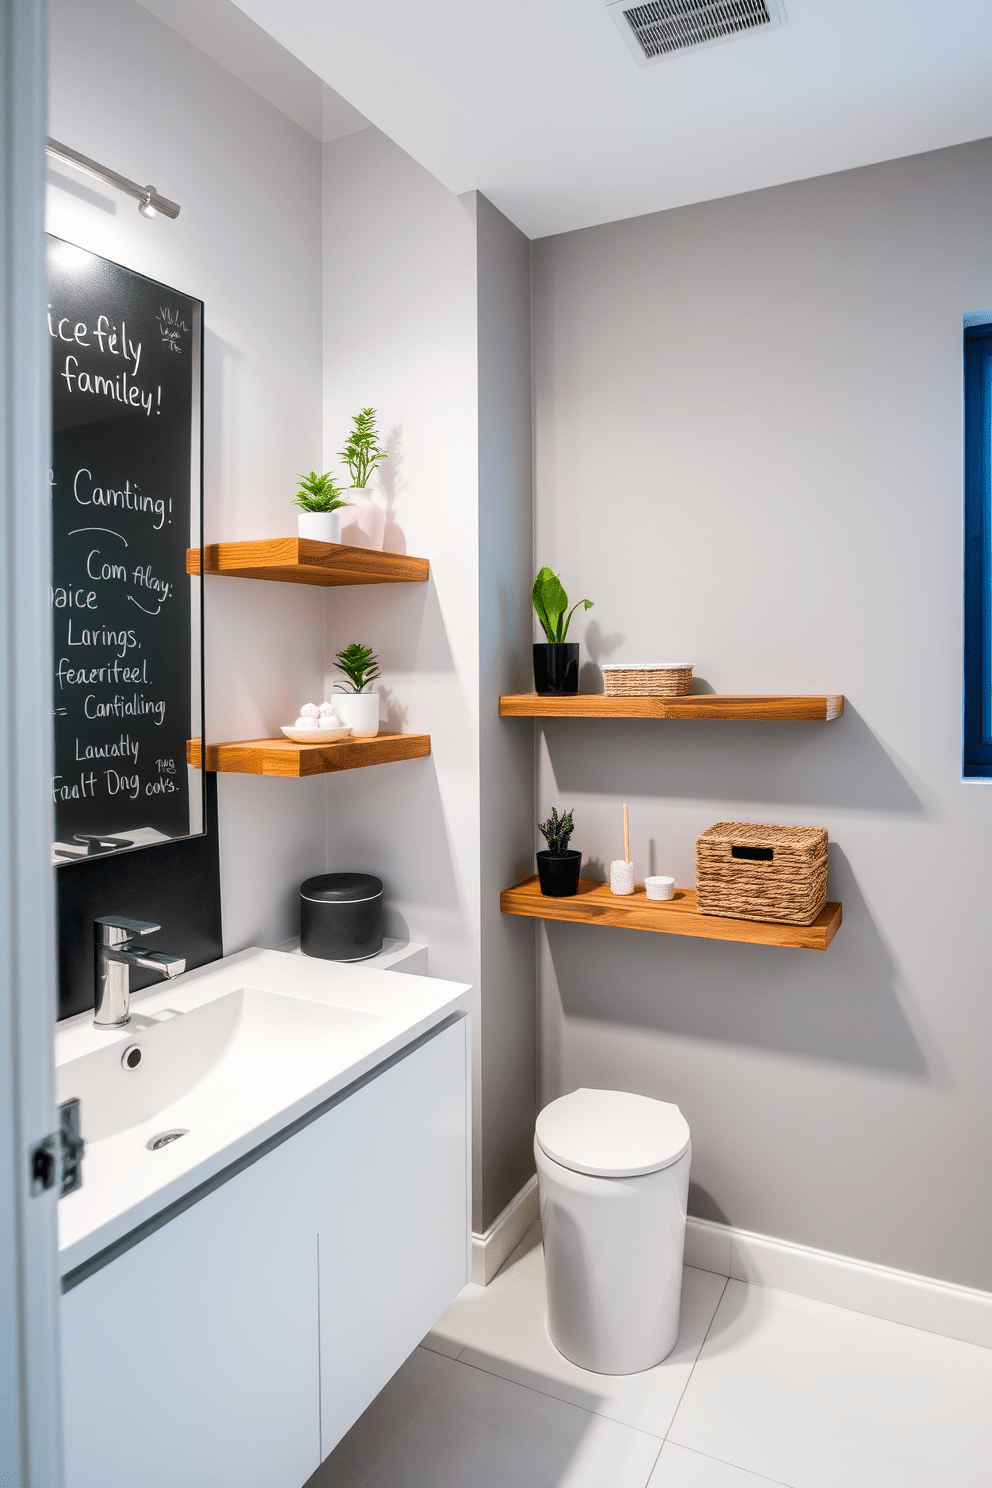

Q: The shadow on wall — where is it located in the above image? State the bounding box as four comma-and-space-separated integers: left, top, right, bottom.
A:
688, 1182, 731, 1225
543, 846, 928, 1079
378, 422, 407, 555
334, 575, 454, 680
325, 754, 465, 943
578, 619, 624, 694
47, 167, 117, 215
541, 702, 928, 815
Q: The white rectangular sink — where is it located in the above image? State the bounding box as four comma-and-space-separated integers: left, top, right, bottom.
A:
57, 988, 381, 1143
55, 948, 472, 1276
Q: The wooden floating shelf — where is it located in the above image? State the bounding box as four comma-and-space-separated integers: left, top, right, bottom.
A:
500, 876, 841, 951
186, 538, 429, 588
187, 733, 430, 778
499, 694, 844, 721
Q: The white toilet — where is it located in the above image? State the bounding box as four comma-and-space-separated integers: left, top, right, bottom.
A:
534, 1088, 691, 1376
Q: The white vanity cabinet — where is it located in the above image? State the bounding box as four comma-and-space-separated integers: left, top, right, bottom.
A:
310, 1014, 471, 1452
60, 1015, 469, 1488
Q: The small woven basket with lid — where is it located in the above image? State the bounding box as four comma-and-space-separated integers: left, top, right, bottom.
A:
695, 822, 828, 926
601, 663, 693, 698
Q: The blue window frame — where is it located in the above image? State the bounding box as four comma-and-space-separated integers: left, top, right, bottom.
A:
964, 322, 992, 777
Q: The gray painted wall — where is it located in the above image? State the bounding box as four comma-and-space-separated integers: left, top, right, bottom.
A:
531, 138, 992, 1290
477, 194, 537, 1229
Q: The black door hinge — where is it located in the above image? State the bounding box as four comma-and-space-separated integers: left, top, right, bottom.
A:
29, 1098, 84, 1197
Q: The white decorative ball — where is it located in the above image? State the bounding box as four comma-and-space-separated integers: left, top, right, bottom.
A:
299, 702, 319, 719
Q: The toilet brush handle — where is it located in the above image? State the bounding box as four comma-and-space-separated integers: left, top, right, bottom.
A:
623, 802, 630, 864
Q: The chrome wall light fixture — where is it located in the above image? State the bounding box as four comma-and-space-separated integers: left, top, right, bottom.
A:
45, 137, 180, 220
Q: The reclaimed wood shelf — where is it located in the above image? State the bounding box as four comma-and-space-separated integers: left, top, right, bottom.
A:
186, 538, 429, 587
499, 694, 844, 721
500, 876, 841, 951
187, 733, 430, 778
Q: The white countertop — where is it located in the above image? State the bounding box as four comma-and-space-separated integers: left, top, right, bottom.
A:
55, 947, 470, 1278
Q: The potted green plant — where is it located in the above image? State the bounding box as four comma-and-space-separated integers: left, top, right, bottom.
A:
332, 642, 381, 737
339, 407, 389, 550
536, 807, 582, 896
294, 470, 348, 544
532, 567, 593, 695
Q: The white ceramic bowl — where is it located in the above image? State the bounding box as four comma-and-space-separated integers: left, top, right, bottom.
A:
280, 725, 352, 744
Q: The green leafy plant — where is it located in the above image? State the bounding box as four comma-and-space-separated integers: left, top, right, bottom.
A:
293, 470, 347, 513
333, 642, 380, 694
532, 567, 593, 644
538, 806, 575, 857
339, 407, 389, 489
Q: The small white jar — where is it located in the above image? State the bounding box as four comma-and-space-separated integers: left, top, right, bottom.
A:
334, 692, 379, 738
645, 876, 676, 901
297, 509, 340, 543
610, 859, 635, 896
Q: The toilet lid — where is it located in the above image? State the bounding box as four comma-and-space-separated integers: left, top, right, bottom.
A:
535, 1088, 690, 1178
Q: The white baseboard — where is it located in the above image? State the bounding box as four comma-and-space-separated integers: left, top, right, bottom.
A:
685, 1216, 992, 1350
471, 1175, 540, 1287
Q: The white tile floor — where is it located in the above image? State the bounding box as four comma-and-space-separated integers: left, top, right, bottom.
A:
309, 1224, 992, 1488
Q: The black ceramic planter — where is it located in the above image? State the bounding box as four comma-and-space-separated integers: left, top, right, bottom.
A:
533, 643, 579, 695
536, 850, 582, 897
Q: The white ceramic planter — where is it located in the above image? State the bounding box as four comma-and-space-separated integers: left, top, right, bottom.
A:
339, 488, 385, 551
334, 691, 379, 738
297, 509, 340, 543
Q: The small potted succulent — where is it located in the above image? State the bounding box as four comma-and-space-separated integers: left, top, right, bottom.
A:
294, 470, 348, 543
339, 407, 389, 550
536, 806, 582, 897
532, 567, 593, 695
332, 642, 381, 737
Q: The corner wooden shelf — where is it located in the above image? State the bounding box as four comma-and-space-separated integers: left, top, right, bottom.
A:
186, 538, 429, 588
187, 733, 430, 778
500, 876, 841, 951
499, 694, 844, 721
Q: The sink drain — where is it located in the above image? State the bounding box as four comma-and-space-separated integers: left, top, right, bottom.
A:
147, 1129, 189, 1151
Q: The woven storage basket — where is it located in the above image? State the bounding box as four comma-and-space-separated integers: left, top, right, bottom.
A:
695, 822, 828, 926
601, 663, 693, 698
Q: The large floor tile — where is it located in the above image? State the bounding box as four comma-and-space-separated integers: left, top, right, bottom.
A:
649, 1442, 791, 1487
461, 1252, 727, 1436
309, 1346, 459, 1487
364, 1357, 663, 1488
669, 1279, 992, 1488
424, 1220, 543, 1359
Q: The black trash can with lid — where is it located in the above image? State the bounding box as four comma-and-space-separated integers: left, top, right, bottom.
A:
300, 872, 384, 961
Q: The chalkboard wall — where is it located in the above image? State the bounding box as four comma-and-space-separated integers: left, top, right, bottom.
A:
47, 236, 204, 862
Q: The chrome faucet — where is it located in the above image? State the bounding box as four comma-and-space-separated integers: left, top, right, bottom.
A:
93, 915, 186, 1028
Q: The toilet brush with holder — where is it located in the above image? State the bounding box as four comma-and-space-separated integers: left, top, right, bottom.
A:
610, 803, 635, 895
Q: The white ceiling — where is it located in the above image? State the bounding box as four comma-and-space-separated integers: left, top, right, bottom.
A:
148, 0, 992, 239
228, 0, 992, 238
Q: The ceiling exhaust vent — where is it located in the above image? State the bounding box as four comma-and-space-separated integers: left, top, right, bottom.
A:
607, 0, 787, 66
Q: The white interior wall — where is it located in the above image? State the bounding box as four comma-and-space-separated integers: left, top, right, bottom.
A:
321, 132, 538, 1232
320, 126, 485, 1220
47, 0, 327, 953
531, 137, 992, 1291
